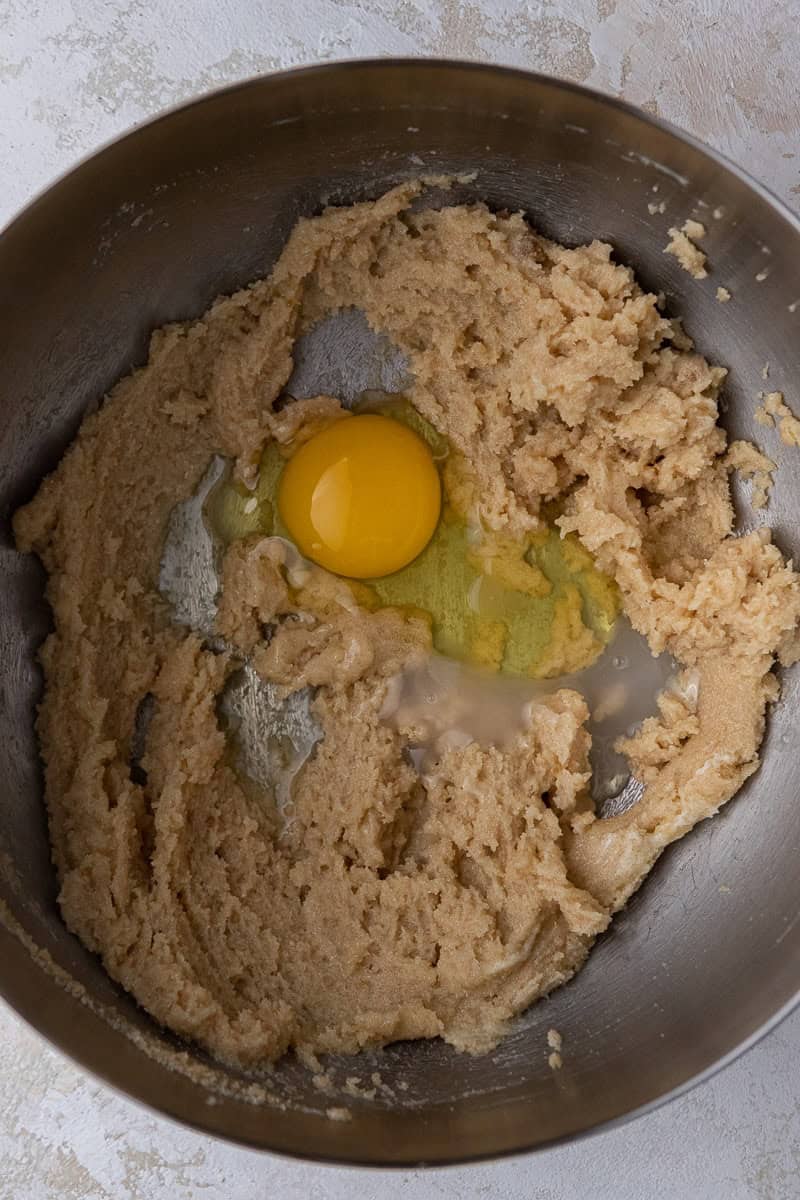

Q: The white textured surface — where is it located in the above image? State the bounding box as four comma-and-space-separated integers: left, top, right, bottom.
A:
2, 2, 800, 1196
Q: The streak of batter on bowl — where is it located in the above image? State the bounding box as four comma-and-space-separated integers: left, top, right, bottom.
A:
13, 179, 800, 1077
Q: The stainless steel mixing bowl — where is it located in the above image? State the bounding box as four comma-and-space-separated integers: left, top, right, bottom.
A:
1, 60, 799, 1166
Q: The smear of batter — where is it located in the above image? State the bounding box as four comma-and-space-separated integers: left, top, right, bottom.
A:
14, 182, 800, 1065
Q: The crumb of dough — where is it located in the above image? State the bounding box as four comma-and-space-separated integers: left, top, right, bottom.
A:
648, 200, 667, 215
312, 1072, 334, 1095
344, 1076, 377, 1100
755, 391, 800, 443
790, 301, 799, 313
716, 286, 731, 303
726, 440, 776, 509
296, 1046, 324, 1072
13, 181, 800, 1069
712, 206, 725, 220
780, 416, 800, 447
682, 218, 706, 240
545, 1026, 564, 1070
761, 362, 770, 380
760, 391, 800, 447
325, 1107, 352, 1122
755, 269, 769, 283
665, 225, 708, 278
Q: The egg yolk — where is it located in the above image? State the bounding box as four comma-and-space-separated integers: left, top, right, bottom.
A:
277, 414, 441, 578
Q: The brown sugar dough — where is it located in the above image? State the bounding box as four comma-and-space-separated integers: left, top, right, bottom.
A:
14, 182, 800, 1065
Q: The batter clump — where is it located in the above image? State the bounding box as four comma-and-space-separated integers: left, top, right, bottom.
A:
14, 182, 800, 1065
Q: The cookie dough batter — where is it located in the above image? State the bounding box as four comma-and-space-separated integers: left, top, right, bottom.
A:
15, 182, 800, 1065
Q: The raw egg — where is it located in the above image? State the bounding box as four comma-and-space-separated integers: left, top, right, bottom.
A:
206, 400, 620, 677
277, 414, 441, 578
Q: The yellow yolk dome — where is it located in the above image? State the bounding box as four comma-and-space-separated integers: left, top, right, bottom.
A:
277, 413, 442, 578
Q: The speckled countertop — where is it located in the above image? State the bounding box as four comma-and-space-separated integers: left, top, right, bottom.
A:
2, 3, 800, 1197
